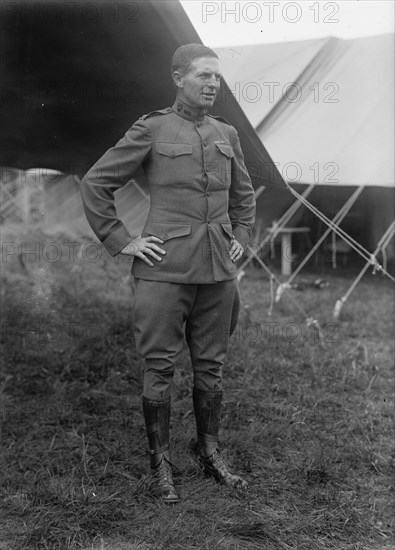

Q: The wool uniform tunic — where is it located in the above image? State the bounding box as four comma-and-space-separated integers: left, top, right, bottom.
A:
80, 101, 256, 283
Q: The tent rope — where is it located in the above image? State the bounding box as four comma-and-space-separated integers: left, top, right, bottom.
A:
246, 244, 317, 320
382, 249, 388, 273
238, 184, 315, 273
254, 185, 266, 200
333, 221, 395, 319
285, 183, 395, 282
246, 244, 325, 343
279, 187, 364, 289
246, 248, 305, 316
286, 184, 369, 257
376, 224, 395, 274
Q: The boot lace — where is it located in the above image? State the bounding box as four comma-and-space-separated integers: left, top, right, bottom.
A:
202, 450, 248, 488
153, 457, 174, 487
205, 450, 231, 476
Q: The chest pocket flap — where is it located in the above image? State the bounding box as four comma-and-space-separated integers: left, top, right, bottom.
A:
215, 143, 234, 159
156, 142, 193, 158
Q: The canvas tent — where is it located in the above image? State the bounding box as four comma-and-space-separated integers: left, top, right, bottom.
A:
0, 0, 286, 240
215, 34, 395, 263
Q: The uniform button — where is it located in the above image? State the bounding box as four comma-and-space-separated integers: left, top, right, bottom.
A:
206, 192, 210, 197
197, 122, 202, 127
203, 142, 208, 147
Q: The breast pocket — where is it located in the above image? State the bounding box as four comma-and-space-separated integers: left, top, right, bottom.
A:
156, 142, 193, 158
215, 142, 234, 186
154, 142, 193, 184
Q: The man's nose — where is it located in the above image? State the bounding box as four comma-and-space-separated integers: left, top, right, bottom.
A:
207, 79, 220, 90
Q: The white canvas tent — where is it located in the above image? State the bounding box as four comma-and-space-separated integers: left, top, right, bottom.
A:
216, 34, 395, 265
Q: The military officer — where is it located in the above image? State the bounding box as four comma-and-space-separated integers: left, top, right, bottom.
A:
80, 44, 256, 503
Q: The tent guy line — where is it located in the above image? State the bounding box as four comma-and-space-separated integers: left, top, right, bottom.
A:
333, 221, 395, 319
238, 184, 315, 273
285, 184, 395, 283
276, 186, 364, 289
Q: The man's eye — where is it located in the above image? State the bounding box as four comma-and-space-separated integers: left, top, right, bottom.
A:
198, 74, 221, 81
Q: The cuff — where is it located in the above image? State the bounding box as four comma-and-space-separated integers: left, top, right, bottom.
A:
231, 226, 251, 248
101, 225, 133, 256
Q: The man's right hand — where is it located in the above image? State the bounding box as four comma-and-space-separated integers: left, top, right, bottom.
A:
120, 236, 166, 267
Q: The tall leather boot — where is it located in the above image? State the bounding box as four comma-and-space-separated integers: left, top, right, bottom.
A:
142, 396, 179, 503
192, 387, 248, 490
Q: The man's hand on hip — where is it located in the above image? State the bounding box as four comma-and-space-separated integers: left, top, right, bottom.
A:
120, 236, 166, 267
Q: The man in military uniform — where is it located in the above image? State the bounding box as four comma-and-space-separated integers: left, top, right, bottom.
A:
80, 44, 256, 503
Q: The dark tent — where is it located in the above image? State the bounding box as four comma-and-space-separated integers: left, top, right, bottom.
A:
1, 0, 286, 239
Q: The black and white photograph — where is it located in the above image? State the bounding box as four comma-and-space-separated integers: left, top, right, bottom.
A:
1, 1, 394, 548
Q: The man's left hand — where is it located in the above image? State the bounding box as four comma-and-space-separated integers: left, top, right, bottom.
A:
229, 237, 244, 262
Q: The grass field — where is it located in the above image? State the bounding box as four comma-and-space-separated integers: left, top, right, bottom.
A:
1, 231, 394, 550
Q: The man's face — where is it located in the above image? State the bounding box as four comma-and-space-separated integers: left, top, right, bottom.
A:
175, 56, 221, 109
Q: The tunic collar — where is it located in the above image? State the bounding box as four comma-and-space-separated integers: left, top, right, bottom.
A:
171, 99, 208, 122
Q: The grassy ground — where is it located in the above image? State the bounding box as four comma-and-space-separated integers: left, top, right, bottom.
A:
1, 231, 394, 550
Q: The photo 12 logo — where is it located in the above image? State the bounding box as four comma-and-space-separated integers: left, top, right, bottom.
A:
221, 80, 340, 105
201, 2, 340, 24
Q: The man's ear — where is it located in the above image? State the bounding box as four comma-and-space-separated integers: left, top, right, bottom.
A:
172, 71, 183, 89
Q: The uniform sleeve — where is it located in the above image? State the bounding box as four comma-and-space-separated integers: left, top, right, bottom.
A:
80, 120, 151, 256
228, 127, 256, 247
